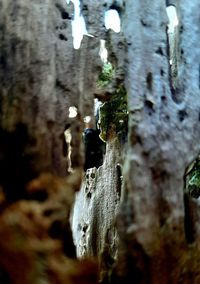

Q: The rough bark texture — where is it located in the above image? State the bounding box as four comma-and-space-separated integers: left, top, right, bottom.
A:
0, 0, 103, 200
114, 0, 200, 283
73, 0, 200, 283
72, 137, 122, 282
71, 1, 128, 282
0, 0, 100, 283
1, 0, 200, 283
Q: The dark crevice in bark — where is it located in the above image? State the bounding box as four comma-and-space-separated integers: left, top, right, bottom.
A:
109, 4, 122, 15
55, 3, 72, 20
183, 193, 195, 244
177, 109, 188, 122
146, 72, 153, 92
0, 124, 37, 202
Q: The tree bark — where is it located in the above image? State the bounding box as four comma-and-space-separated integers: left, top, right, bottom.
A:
0, 0, 100, 283
114, 0, 200, 283
1, 0, 200, 283
71, 0, 200, 283
0, 0, 102, 201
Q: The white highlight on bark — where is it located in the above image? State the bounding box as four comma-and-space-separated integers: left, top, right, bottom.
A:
66, 2, 120, 49
66, 0, 93, 49
99, 40, 108, 63
166, 5, 179, 33
94, 98, 102, 115
84, 116, 92, 124
94, 98, 102, 130
68, 106, 78, 118
64, 129, 73, 173
104, 9, 121, 33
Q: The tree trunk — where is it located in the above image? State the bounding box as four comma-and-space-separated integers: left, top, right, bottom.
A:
0, 0, 100, 283
72, 0, 200, 283
1, 0, 200, 283
0, 0, 102, 201
115, 0, 200, 283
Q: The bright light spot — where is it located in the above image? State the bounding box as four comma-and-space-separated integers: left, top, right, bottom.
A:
66, 0, 94, 49
166, 6, 179, 33
99, 40, 108, 63
94, 99, 102, 115
64, 129, 73, 173
104, 9, 121, 33
84, 116, 92, 123
69, 106, 78, 118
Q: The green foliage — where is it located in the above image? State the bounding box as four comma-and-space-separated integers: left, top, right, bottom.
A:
97, 62, 115, 88
98, 85, 128, 142
96, 61, 128, 142
186, 158, 200, 198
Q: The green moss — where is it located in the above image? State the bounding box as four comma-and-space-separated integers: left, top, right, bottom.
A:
96, 61, 128, 142
98, 85, 128, 142
97, 62, 115, 88
186, 158, 200, 198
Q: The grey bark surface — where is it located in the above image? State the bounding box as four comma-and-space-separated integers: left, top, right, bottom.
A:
0, 0, 100, 283
0, 0, 103, 200
71, 0, 200, 282
114, 0, 200, 283
71, 1, 127, 282
72, 138, 122, 280
1, 0, 200, 283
